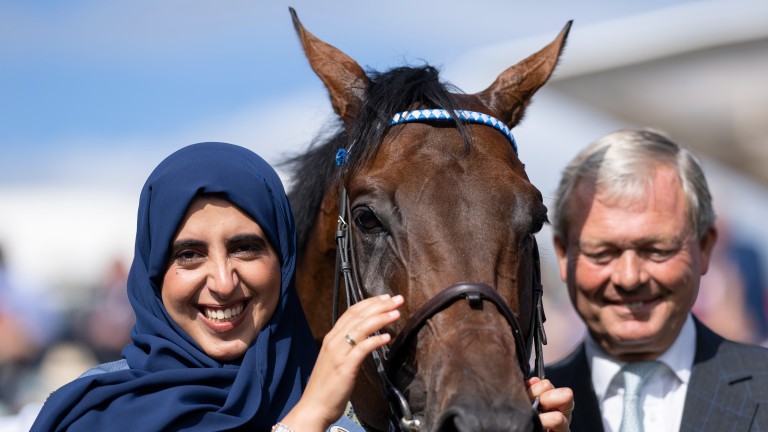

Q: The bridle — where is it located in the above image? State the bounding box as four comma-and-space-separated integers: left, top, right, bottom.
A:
331, 109, 548, 432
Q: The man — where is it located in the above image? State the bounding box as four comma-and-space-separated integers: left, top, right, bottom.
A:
546, 129, 768, 431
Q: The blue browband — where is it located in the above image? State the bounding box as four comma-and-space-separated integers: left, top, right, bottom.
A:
335, 109, 517, 166
391, 109, 517, 153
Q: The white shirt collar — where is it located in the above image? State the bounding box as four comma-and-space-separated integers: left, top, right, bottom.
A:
586, 314, 696, 402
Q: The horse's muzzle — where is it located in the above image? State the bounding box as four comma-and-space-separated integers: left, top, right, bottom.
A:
432, 398, 542, 432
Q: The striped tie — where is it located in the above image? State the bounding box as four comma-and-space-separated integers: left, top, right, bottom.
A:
619, 361, 661, 432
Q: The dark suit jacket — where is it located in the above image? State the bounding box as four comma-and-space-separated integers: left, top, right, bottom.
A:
546, 318, 768, 431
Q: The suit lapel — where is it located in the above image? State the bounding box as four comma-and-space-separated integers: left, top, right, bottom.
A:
680, 319, 757, 431
546, 343, 605, 432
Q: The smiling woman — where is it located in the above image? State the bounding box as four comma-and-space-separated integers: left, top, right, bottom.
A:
161, 196, 283, 362
29, 142, 403, 432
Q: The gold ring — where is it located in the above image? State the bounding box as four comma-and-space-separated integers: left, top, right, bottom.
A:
344, 334, 357, 347
561, 404, 574, 418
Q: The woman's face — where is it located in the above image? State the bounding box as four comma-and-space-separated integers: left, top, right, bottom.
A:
162, 196, 281, 361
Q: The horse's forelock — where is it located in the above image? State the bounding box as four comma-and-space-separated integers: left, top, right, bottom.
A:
285, 65, 470, 250
348, 65, 469, 169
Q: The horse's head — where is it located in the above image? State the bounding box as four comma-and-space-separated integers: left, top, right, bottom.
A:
287, 8, 570, 431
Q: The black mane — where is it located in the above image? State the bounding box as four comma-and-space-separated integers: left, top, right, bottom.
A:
282, 65, 469, 251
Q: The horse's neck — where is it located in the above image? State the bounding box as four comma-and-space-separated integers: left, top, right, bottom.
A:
296, 245, 335, 344
296, 184, 343, 342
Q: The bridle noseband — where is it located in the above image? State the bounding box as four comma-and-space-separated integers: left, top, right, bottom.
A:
386, 282, 535, 381
332, 109, 548, 432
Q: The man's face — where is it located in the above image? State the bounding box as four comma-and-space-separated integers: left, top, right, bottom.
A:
554, 165, 717, 361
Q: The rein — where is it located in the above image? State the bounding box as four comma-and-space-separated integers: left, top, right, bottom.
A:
332, 109, 547, 432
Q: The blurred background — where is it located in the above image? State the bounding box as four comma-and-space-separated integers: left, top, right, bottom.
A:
2, 0, 767, 429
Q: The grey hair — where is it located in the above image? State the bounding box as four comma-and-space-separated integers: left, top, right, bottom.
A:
552, 128, 715, 242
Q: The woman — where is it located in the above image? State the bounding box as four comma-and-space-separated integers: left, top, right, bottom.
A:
32, 142, 402, 431
32, 142, 571, 431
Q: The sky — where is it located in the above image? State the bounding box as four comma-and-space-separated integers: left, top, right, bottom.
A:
0, 0, 715, 291
1, 0, 708, 185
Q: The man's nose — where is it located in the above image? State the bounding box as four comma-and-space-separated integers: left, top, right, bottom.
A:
611, 250, 648, 291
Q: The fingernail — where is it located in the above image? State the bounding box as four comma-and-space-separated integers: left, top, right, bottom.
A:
388, 310, 400, 318
392, 295, 404, 303
379, 294, 391, 300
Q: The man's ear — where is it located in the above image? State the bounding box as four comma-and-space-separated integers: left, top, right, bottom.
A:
698, 226, 718, 275
553, 235, 569, 282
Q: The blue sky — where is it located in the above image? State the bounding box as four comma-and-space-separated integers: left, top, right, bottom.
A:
1, 0, 705, 187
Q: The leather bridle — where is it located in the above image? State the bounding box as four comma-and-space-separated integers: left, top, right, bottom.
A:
331, 109, 548, 432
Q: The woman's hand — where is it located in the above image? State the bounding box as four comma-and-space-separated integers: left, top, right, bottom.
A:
280, 294, 404, 431
527, 377, 574, 432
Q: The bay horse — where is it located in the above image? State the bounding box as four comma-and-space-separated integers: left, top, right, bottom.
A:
285, 8, 570, 432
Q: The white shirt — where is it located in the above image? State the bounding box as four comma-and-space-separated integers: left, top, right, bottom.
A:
586, 314, 696, 432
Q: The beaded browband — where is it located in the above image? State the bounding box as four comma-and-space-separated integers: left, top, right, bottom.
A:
391, 109, 517, 154
336, 109, 517, 166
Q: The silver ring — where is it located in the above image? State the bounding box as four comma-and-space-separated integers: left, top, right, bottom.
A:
344, 334, 357, 347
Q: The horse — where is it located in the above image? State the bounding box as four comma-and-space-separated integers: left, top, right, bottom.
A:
284, 8, 570, 432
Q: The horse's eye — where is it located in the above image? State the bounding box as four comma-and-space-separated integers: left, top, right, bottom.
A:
531, 215, 547, 235
527, 200, 548, 236
353, 207, 383, 233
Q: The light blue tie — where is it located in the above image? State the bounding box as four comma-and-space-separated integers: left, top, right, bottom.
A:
619, 361, 661, 432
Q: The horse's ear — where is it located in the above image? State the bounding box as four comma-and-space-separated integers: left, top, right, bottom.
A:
476, 21, 572, 127
290, 7, 370, 124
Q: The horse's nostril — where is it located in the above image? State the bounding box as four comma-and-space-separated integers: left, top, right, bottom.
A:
434, 406, 474, 432
433, 402, 538, 432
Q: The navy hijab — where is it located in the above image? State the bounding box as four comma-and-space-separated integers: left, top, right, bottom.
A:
32, 143, 318, 431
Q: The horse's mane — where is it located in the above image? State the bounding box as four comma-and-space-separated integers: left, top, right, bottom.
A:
282, 65, 469, 251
